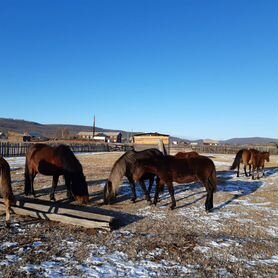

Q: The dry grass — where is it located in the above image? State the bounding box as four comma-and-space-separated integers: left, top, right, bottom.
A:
0, 152, 277, 277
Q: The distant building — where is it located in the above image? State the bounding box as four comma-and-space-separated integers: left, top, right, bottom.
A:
22, 132, 49, 142
133, 132, 170, 152
77, 131, 122, 143
202, 139, 219, 146
133, 132, 170, 145
0, 131, 7, 140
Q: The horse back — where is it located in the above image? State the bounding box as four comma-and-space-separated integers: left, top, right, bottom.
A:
26, 144, 64, 175
175, 151, 199, 159
168, 155, 215, 181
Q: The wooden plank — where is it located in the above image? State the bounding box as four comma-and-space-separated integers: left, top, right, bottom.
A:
0, 203, 110, 230
11, 197, 114, 223
0, 197, 114, 223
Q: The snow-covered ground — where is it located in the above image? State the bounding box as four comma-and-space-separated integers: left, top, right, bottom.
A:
1, 153, 278, 277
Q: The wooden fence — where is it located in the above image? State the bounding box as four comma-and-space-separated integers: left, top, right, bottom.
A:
0, 142, 133, 157
1, 142, 277, 157
171, 144, 278, 155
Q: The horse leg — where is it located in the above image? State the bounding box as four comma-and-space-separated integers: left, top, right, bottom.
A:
153, 179, 161, 206
262, 164, 265, 177
257, 166, 260, 179
30, 173, 36, 197
205, 187, 214, 212
167, 182, 176, 210
50, 175, 59, 201
237, 164, 240, 177
65, 175, 74, 200
243, 164, 248, 177
4, 199, 11, 228
147, 176, 154, 195
251, 165, 256, 180
248, 164, 252, 177
128, 179, 137, 203
139, 180, 152, 204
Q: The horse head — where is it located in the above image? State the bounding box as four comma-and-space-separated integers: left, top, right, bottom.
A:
264, 152, 270, 162
71, 173, 89, 204
103, 180, 115, 204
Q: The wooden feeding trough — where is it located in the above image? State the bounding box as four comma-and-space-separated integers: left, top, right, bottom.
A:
0, 196, 115, 230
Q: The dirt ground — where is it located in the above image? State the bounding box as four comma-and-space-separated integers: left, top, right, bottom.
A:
0, 151, 278, 277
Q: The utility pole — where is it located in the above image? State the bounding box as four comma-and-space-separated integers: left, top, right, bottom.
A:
93, 114, 96, 139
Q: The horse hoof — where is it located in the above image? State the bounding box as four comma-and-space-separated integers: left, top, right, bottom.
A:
130, 199, 136, 203
5, 221, 11, 228
170, 205, 176, 210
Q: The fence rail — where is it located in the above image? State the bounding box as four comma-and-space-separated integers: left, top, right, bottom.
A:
181, 144, 278, 155
0, 142, 133, 157
1, 142, 277, 157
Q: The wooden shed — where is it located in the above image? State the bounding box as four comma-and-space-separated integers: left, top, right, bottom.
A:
133, 132, 170, 153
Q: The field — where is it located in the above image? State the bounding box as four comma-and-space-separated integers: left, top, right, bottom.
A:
1, 151, 278, 277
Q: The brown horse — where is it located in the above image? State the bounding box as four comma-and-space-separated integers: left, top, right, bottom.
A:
103, 148, 164, 204
133, 155, 217, 211
249, 151, 270, 179
24, 144, 89, 204
157, 151, 200, 193
230, 149, 255, 177
0, 157, 15, 227
175, 151, 199, 159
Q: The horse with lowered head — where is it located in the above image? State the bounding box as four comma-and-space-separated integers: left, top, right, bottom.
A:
103, 148, 164, 204
133, 155, 217, 211
0, 156, 15, 227
230, 149, 269, 178
24, 143, 89, 204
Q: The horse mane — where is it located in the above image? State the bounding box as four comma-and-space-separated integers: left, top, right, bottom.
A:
108, 151, 132, 195
55, 145, 83, 173
108, 148, 164, 194
0, 157, 14, 201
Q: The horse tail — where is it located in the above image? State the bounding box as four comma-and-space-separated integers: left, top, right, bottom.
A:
230, 150, 243, 170
208, 166, 217, 193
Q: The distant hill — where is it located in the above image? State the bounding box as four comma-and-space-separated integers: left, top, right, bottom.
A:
0, 118, 276, 144
221, 137, 277, 145
0, 118, 136, 139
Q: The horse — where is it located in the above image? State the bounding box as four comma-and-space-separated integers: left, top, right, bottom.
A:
249, 151, 270, 179
103, 148, 164, 204
133, 155, 217, 211
0, 156, 15, 227
157, 151, 200, 193
24, 143, 89, 204
230, 149, 259, 177
175, 151, 199, 159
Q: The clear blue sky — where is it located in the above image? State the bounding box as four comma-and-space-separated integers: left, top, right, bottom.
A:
0, 0, 277, 140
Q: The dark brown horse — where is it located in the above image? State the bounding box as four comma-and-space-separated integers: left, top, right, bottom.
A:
133, 155, 217, 211
157, 151, 200, 193
249, 151, 270, 179
175, 151, 199, 159
0, 156, 15, 227
24, 144, 89, 204
103, 148, 164, 204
